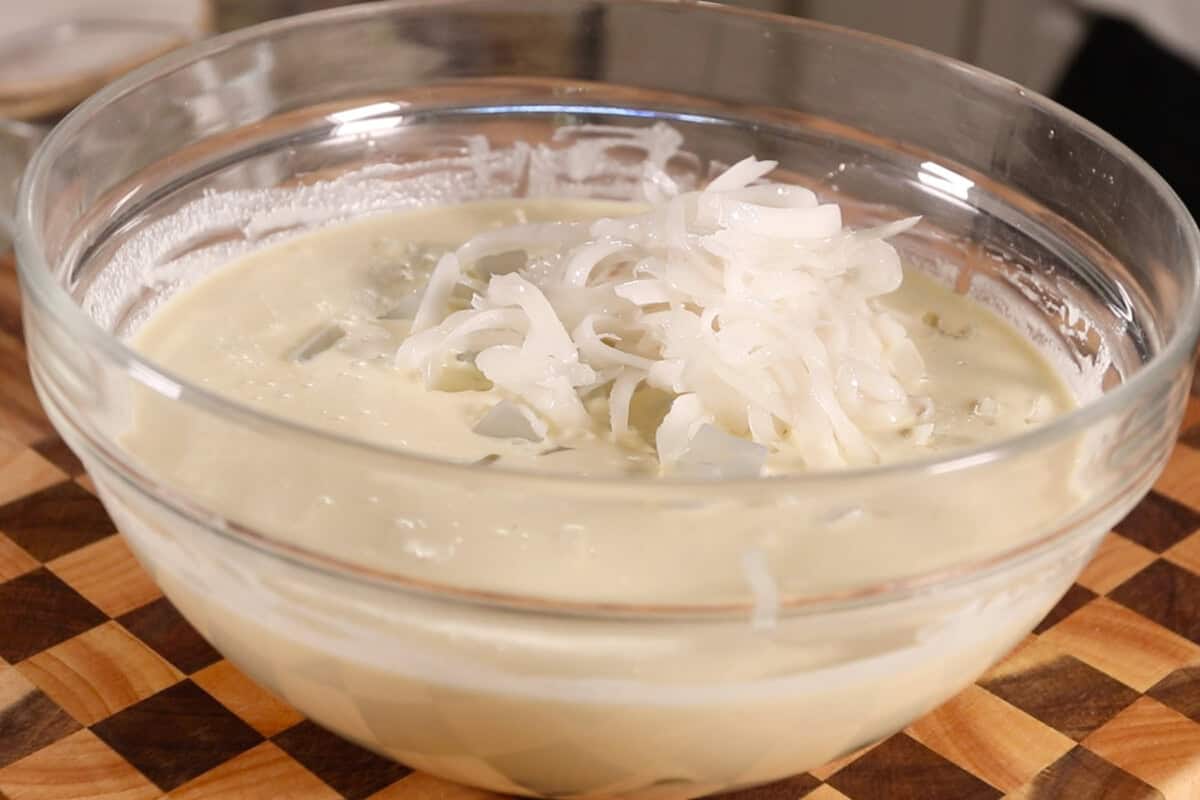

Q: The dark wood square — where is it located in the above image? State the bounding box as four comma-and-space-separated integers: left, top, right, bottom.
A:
118, 597, 221, 674
826, 733, 1001, 800
979, 654, 1140, 741
1033, 583, 1098, 634
1147, 664, 1200, 723
91, 680, 262, 792
715, 773, 823, 799
1109, 559, 1200, 644
0, 682, 81, 770
0, 568, 106, 663
0, 269, 20, 342
1114, 491, 1200, 553
273, 720, 411, 800
0, 481, 115, 562
1021, 746, 1163, 799
30, 435, 86, 478
1178, 423, 1200, 450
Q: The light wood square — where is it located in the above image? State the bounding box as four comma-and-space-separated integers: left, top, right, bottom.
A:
48, 534, 161, 618
1085, 696, 1200, 800
18, 621, 182, 726
0, 664, 36, 707
0, 729, 159, 800
167, 742, 340, 800
907, 684, 1074, 793
1155, 443, 1200, 510
1166, 531, 1200, 576
1077, 533, 1157, 595
804, 788, 853, 800
0, 435, 64, 508
0, 532, 37, 582
192, 660, 303, 737
1039, 597, 1200, 691
980, 635, 1054, 682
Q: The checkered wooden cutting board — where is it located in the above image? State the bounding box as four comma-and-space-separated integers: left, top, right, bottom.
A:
5, 311, 1200, 798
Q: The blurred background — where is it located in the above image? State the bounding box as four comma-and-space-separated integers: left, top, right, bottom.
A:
739, 0, 1200, 217
0, 0, 1196, 220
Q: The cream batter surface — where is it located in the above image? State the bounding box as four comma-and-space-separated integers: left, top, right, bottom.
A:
130, 198, 1074, 477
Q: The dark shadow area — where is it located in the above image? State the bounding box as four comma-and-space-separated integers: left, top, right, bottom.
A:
1054, 15, 1200, 220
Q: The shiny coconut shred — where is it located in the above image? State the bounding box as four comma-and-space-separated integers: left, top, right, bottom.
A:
395, 157, 925, 475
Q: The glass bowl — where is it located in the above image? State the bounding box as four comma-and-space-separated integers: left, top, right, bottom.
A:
15, 1, 1200, 797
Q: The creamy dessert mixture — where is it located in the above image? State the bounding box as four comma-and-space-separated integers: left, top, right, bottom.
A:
110, 154, 1088, 798
131, 158, 1073, 477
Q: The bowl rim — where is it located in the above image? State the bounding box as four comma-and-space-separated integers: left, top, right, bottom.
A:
14, 0, 1200, 615
17, 0, 1200, 490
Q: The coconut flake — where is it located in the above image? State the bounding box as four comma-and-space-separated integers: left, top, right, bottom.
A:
396, 308, 526, 372
562, 240, 633, 287
474, 400, 547, 442
642, 163, 681, 205
474, 345, 592, 429
394, 153, 926, 470
614, 279, 672, 306
646, 359, 687, 394
705, 156, 778, 193
409, 253, 461, 335
485, 274, 577, 362
715, 201, 842, 240
455, 222, 585, 267
473, 250, 526, 278
656, 393, 713, 465
608, 369, 644, 437
747, 406, 781, 447
573, 314, 656, 371
676, 424, 768, 478
288, 323, 346, 362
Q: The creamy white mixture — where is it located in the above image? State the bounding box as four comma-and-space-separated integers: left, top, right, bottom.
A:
112, 197, 1089, 798
130, 198, 1073, 477
122, 196, 1085, 608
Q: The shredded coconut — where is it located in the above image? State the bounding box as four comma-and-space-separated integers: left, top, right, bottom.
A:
395, 157, 925, 473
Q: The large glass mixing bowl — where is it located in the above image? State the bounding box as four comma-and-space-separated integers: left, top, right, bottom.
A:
15, 1, 1200, 797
